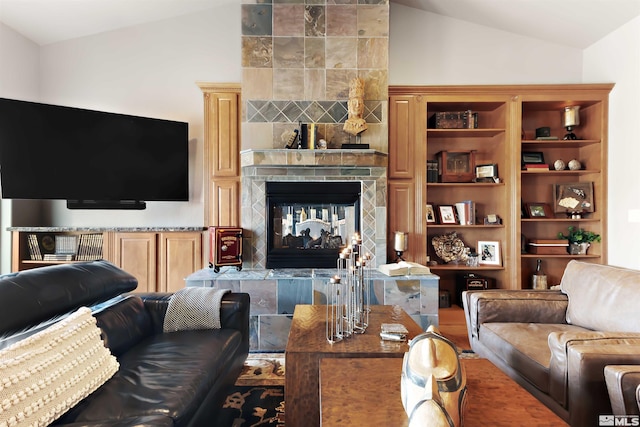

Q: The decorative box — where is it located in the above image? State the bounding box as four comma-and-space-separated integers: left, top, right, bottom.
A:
429, 111, 478, 129
528, 239, 569, 255
209, 226, 243, 272
456, 273, 494, 307
437, 151, 476, 183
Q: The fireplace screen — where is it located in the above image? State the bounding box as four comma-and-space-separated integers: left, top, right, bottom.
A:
266, 181, 361, 268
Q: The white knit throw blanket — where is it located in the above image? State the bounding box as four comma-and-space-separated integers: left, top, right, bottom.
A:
163, 288, 231, 333
0, 307, 119, 427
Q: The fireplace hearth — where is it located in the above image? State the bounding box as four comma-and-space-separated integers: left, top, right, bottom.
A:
266, 181, 361, 268
241, 149, 388, 269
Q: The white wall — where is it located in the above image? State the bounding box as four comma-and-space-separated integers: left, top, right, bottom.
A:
389, 4, 583, 85
583, 15, 640, 269
0, 22, 44, 273
37, 4, 240, 227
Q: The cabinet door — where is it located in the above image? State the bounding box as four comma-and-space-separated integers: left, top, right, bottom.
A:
158, 232, 203, 293
198, 83, 241, 227
112, 232, 157, 293
211, 179, 240, 227
388, 96, 415, 179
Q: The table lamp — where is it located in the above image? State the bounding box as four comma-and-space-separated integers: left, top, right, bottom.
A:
562, 106, 580, 140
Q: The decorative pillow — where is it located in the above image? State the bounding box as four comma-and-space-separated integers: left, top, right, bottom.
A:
0, 307, 119, 427
163, 288, 230, 332
561, 260, 640, 332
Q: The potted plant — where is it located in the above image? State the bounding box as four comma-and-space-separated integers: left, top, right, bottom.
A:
557, 226, 601, 255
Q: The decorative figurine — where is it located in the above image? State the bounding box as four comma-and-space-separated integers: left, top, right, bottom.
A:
568, 159, 582, 170
553, 159, 566, 171
401, 325, 467, 427
343, 77, 368, 136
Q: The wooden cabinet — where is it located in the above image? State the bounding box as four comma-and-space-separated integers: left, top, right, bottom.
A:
388, 84, 612, 296
388, 95, 426, 264
111, 231, 203, 293
10, 230, 107, 272
158, 232, 202, 293
10, 228, 203, 293
197, 83, 241, 228
111, 232, 157, 293
519, 87, 610, 287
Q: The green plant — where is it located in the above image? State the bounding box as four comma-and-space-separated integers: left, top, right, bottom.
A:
557, 226, 601, 244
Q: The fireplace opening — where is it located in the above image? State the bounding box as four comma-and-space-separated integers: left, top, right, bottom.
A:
266, 181, 361, 268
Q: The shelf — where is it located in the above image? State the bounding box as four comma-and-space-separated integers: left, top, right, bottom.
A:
427, 182, 505, 187
521, 254, 601, 259
429, 265, 505, 271
22, 260, 97, 265
521, 169, 600, 175
389, 84, 610, 293
427, 128, 505, 138
521, 218, 600, 223
428, 224, 504, 229
521, 139, 600, 147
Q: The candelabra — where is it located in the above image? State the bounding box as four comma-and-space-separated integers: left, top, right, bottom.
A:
327, 233, 371, 344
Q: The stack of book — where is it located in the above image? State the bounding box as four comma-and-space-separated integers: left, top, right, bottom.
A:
76, 234, 104, 261
26, 233, 104, 262
27, 234, 43, 260
524, 163, 550, 171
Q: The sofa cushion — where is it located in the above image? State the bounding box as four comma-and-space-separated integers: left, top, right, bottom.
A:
94, 296, 153, 357
561, 260, 640, 332
481, 322, 586, 393
55, 328, 243, 426
0, 307, 119, 427
0, 261, 137, 337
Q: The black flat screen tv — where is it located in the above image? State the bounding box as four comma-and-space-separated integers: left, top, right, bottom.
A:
0, 98, 189, 209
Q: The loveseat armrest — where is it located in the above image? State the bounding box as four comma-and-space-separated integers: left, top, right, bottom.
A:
546, 332, 640, 426
462, 290, 568, 342
605, 365, 640, 416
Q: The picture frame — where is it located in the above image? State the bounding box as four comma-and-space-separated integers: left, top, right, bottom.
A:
426, 204, 437, 223
475, 163, 498, 182
521, 151, 545, 165
438, 205, 458, 224
553, 182, 595, 213
478, 240, 501, 266
525, 202, 553, 218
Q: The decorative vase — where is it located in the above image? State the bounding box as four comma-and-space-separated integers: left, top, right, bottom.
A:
569, 242, 590, 255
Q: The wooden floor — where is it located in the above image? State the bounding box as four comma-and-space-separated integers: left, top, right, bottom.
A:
438, 305, 471, 350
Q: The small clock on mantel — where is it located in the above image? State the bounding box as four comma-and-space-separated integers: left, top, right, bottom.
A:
436, 151, 476, 183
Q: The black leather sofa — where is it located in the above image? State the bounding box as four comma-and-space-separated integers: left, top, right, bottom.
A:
0, 260, 250, 427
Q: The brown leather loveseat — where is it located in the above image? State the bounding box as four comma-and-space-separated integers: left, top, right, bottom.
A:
462, 260, 640, 427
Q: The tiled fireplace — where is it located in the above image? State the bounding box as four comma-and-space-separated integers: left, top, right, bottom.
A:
187, 148, 440, 351
240, 149, 388, 269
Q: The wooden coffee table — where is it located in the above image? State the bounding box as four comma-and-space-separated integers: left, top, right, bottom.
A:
319, 357, 568, 426
285, 304, 423, 427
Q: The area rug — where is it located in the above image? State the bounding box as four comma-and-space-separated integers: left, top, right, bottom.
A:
217, 385, 285, 427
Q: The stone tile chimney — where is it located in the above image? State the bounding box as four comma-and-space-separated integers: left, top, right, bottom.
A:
240, 1, 389, 151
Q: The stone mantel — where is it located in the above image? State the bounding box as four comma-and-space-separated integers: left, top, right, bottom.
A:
240, 149, 387, 169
